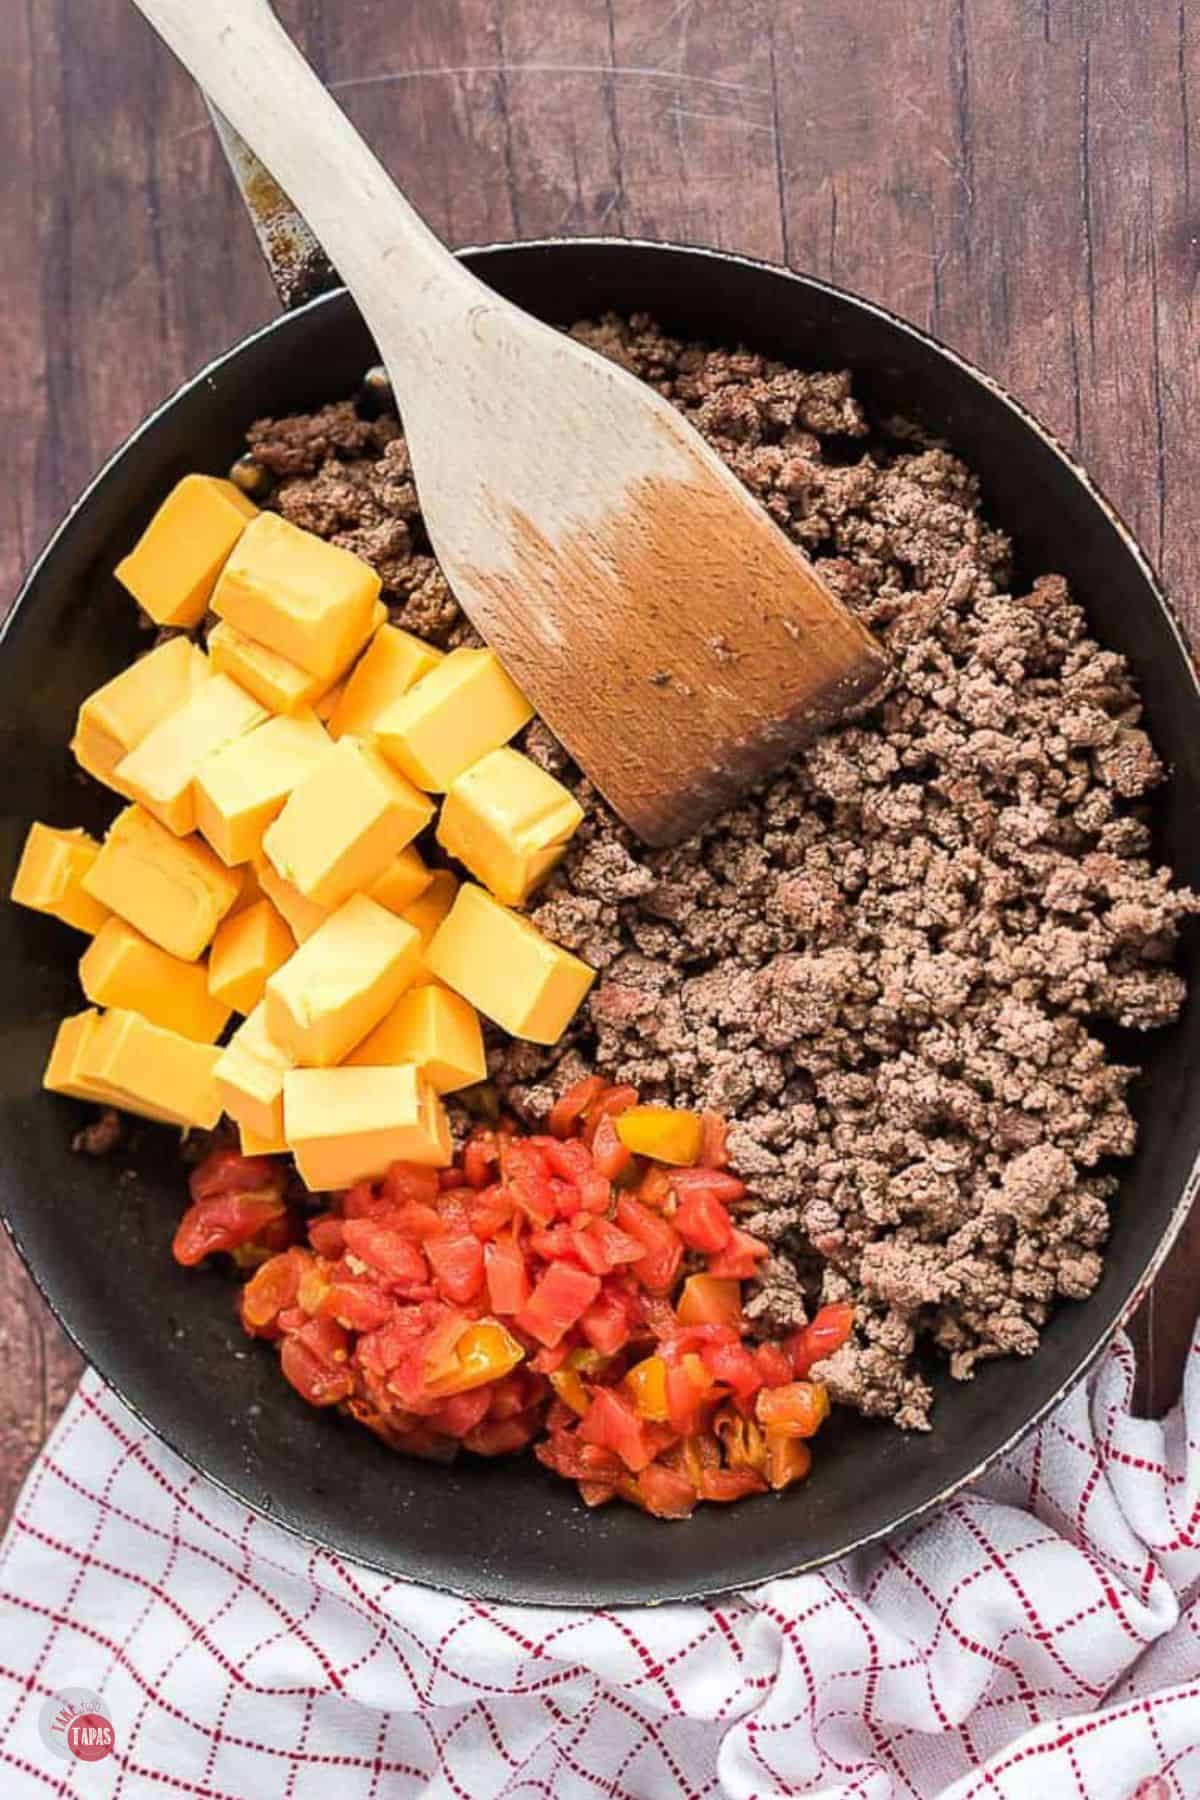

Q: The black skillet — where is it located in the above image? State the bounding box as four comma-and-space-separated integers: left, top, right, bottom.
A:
3, 234, 1199, 1606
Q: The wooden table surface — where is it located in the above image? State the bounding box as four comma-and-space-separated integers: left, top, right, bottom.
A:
2, 0, 1198, 1524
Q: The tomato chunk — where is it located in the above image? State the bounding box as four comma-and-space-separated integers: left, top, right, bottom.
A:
426, 1234, 486, 1304
516, 1262, 601, 1348
579, 1388, 654, 1472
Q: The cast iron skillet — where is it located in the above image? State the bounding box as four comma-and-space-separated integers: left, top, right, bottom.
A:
3, 240, 1199, 1606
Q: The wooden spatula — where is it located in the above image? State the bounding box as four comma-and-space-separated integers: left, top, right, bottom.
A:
131, 0, 886, 846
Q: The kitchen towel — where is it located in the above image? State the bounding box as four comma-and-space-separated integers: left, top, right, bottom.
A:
0, 1323, 1196, 1799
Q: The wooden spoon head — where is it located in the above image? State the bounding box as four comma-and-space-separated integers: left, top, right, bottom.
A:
393, 306, 888, 844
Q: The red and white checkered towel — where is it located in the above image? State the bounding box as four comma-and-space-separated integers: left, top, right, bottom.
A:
0, 1326, 1197, 1799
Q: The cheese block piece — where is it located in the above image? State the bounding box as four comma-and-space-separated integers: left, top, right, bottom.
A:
77, 1007, 223, 1129
80, 919, 231, 1044
346, 985, 486, 1093
437, 747, 584, 906
254, 858, 328, 944
262, 736, 433, 910
71, 637, 212, 792
43, 1008, 181, 1123
115, 673, 269, 837
212, 513, 380, 680
315, 674, 349, 722
215, 1002, 296, 1142
115, 475, 258, 627
284, 1064, 451, 1190
238, 1119, 289, 1157
82, 805, 240, 961
194, 709, 332, 866
10, 823, 111, 935
401, 869, 459, 946
208, 600, 386, 717
427, 883, 594, 1044
366, 846, 432, 916
228, 857, 265, 917
328, 625, 444, 740
207, 897, 296, 1016
265, 892, 422, 1067
376, 648, 534, 792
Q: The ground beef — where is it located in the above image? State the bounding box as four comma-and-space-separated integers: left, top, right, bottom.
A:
244, 314, 1196, 1431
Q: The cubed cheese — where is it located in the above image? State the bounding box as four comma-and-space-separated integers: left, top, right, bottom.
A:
315, 674, 349, 722
254, 857, 328, 943
427, 883, 594, 1044
346, 985, 486, 1093
265, 892, 422, 1066
71, 637, 212, 791
80, 918, 231, 1043
228, 858, 265, 917
212, 513, 380, 679
262, 736, 433, 910
284, 1064, 451, 1190
82, 806, 240, 961
328, 625, 444, 740
214, 1001, 296, 1142
366, 846, 432, 915
375, 648, 533, 791
238, 1119, 289, 1157
43, 1008, 183, 1123
10, 823, 111, 935
401, 869, 459, 946
114, 475, 258, 627
208, 601, 386, 717
77, 1007, 223, 1129
194, 710, 332, 865
115, 673, 268, 837
207, 897, 296, 1015
437, 747, 584, 905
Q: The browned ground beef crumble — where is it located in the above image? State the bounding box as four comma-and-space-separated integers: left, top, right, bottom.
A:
243, 314, 1197, 1430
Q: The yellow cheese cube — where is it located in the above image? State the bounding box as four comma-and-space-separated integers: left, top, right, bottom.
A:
115, 673, 269, 837
328, 625, 445, 740
262, 736, 434, 910
228, 857, 265, 917
44, 1009, 181, 1123
212, 513, 381, 680
214, 1002, 296, 1142
71, 637, 212, 791
77, 1007, 223, 1129
437, 747, 584, 905
115, 475, 258, 628
365, 846, 431, 915
401, 869, 459, 946
284, 1064, 451, 1190
254, 858, 328, 943
11, 823, 111, 935
238, 1119, 289, 1157
346, 985, 486, 1093
194, 710, 332, 866
315, 674, 349, 722
208, 601, 386, 717
427, 883, 594, 1044
207, 898, 296, 1016
265, 892, 422, 1067
79, 919, 232, 1044
375, 648, 534, 791
82, 806, 240, 961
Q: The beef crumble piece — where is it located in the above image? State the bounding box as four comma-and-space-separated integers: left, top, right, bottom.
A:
245, 313, 1196, 1431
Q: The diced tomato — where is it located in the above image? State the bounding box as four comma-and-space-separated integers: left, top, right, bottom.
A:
528, 1224, 580, 1263
548, 1075, 607, 1139
426, 1234, 485, 1304
614, 1196, 683, 1294
426, 1386, 493, 1438
341, 1180, 389, 1219
380, 1161, 441, 1207
307, 1214, 346, 1258
578, 1285, 636, 1356
673, 1191, 733, 1254
529, 1342, 572, 1374
515, 1261, 601, 1348
342, 1220, 429, 1288
699, 1466, 767, 1503
676, 1274, 744, 1330
591, 1114, 633, 1180
484, 1238, 531, 1315
628, 1463, 697, 1519
579, 1387, 653, 1472
701, 1337, 763, 1400
637, 1166, 673, 1210
584, 1084, 639, 1132
462, 1133, 500, 1189
317, 1275, 393, 1332
578, 1480, 616, 1508
754, 1341, 795, 1390
487, 1367, 546, 1418
240, 1247, 308, 1336
173, 1191, 287, 1267
385, 1201, 445, 1243
665, 1357, 714, 1435
668, 1168, 746, 1205
189, 1147, 283, 1204
280, 1336, 353, 1406
569, 1217, 644, 1276
789, 1303, 856, 1376
756, 1381, 830, 1438
698, 1112, 729, 1169
462, 1408, 543, 1455
706, 1228, 770, 1280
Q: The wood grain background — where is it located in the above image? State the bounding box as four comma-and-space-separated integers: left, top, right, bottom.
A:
2, 0, 1197, 1523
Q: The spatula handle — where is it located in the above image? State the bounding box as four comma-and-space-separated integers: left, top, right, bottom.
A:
130, 0, 474, 366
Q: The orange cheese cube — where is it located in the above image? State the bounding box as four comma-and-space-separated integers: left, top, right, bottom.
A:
79, 919, 231, 1043
254, 858, 328, 944
71, 637, 212, 792
75, 1007, 223, 1129
284, 1064, 451, 1190
115, 475, 258, 627
11, 823, 111, 935
215, 1002, 297, 1142
328, 625, 444, 740
262, 736, 433, 910
208, 601, 386, 717
194, 710, 332, 865
365, 846, 431, 915
376, 648, 533, 791
401, 869, 459, 946
437, 747, 583, 905
207, 898, 296, 1016
346, 985, 486, 1093
82, 807, 240, 961
43, 1009, 181, 1123
264, 892, 422, 1067
427, 883, 594, 1044
238, 1119, 289, 1157
212, 513, 380, 679
115, 673, 268, 837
